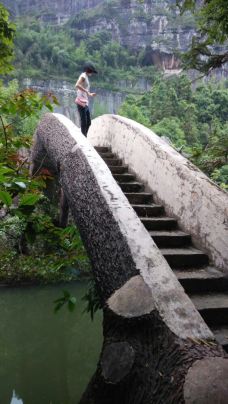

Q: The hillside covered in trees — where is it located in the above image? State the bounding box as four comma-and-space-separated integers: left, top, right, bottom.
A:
1, 1, 227, 186
1, 0, 201, 85
119, 73, 228, 189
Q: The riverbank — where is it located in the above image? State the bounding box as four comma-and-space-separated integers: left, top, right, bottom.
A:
0, 248, 91, 286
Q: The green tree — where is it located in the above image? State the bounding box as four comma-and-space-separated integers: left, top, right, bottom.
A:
118, 73, 228, 188
0, 4, 15, 74
118, 95, 151, 127
152, 117, 186, 147
177, 0, 228, 73
0, 4, 89, 283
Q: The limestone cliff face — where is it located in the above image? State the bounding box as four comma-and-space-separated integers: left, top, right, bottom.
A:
2, 0, 103, 16
70, 1, 195, 55
3, 0, 196, 70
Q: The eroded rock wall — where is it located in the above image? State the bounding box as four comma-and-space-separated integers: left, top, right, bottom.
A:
3, 0, 103, 16
3, 0, 195, 69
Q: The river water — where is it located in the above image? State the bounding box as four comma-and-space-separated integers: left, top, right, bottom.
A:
0, 282, 103, 404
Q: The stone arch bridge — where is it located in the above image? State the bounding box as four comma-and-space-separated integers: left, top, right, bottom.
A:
32, 113, 228, 404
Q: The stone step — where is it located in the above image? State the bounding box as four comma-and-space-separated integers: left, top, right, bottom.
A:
140, 217, 177, 231
174, 267, 228, 293
160, 247, 209, 268
113, 173, 136, 182
101, 147, 228, 340
103, 158, 122, 166
125, 192, 153, 204
190, 293, 228, 326
211, 327, 228, 352
99, 152, 115, 158
109, 165, 128, 174
132, 204, 164, 217
119, 182, 143, 192
95, 146, 110, 153
149, 230, 191, 247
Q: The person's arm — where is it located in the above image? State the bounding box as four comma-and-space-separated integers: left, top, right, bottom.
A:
75, 76, 96, 97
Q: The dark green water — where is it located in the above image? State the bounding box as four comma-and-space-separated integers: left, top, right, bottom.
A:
0, 282, 103, 404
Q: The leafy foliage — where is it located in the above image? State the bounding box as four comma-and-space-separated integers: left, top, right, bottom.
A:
53, 277, 102, 318
0, 78, 89, 283
54, 290, 77, 313
3, 0, 228, 81
0, 4, 91, 303
10, 12, 162, 91
12, 18, 144, 87
119, 73, 228, 188
0, 80, 54, 215
0, 4, 15, 74
176, 0, 228, 73
82, 278, 102, 320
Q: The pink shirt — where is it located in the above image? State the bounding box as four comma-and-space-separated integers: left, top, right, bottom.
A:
76, 72, 90, 106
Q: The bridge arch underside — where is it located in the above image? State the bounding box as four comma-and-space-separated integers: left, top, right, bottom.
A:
32, 113, 228, 404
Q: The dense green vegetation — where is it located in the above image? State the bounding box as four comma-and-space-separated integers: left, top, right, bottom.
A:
4, 0, 228, 82
0, 79, 90, 283
10, 0, 192, 86
0, 3, 15, 74
13, 17, 153, 90
119, 73, 228, 188
177, 0, 228, 73
0, 7, 90, 284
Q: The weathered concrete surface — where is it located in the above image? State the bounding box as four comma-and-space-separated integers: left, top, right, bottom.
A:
32, 112, 214, 341
107, 275, 155, 317
32, 113, 227, 404
184, 357, 228, 403
88, 114, 228, 272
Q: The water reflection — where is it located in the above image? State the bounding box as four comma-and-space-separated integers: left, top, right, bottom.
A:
10, 391, 23, 404
0, 283, 102, 404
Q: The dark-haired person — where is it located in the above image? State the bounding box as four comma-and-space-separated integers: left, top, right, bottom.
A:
75, 63, 97, 136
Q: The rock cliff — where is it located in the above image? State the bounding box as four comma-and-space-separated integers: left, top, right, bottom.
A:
3, 0, 196, 70
2, 0, 103, 17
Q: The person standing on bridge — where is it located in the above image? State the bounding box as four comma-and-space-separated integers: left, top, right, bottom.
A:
75, 63, 97, 136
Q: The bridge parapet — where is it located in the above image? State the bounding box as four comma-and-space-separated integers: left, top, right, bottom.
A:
89, 114, 228, 272
32, 113, 228, 404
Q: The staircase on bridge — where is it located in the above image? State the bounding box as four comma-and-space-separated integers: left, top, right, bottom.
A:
95, 146, 228, 353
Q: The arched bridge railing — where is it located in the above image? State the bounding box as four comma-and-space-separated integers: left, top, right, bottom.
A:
32, 113, 228, 404
89, 114, 228, 272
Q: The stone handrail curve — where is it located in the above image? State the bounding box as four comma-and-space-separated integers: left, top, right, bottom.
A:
31, 112, 212, 340
31, 113, 227, 403
88, 114, 228, 272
